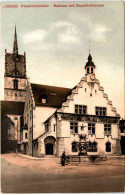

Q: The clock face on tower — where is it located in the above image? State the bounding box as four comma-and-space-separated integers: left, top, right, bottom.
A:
90, 75, 95, 80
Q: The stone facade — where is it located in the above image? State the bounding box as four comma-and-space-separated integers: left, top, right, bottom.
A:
4, 27, 26, 102
2, 27, 26, 153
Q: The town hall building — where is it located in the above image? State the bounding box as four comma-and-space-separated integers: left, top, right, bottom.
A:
22, 52, 121, 157
2, 27, 123, 156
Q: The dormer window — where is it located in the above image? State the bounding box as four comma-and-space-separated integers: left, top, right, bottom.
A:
42, 98, 46, 103
39, 95, 47, 104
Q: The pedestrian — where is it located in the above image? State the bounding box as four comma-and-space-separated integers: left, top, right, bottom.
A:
61, 151, 66, 166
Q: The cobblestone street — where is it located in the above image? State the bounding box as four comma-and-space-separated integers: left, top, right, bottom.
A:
1, 153, 125, 193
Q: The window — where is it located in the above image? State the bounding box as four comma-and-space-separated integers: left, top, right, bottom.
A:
45, 123, 50, 132
72, 142, 78, 152
92, 142, 97, 152
42, 98, 46, 103
8, 126, 11, 136
30, 110, 32, 120
88, 123, 95, 135
88, 141, 97, 152
104, 124, 111, 136
91, 67, 93, 73
106, 142, 111, 152
120, 127, 125, 133
25, 117, 26, 124
53, 124, 56, 132
21, 131, 23, 140
70, 122, 78, 134
75, 105, 87, 114
15, 93, 17, 97
25, 133, 28, 139
27, 114, 29, 121
39, 95, 47, 104
96, 107, 107, 116
37, 142, 39, 149
85, 88, 86, 92
29, 100, 30, 108
13, 79, 18, 90
87, 67, 89, 74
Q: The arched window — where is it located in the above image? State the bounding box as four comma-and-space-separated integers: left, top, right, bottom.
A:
88, 142, 92, 152
106, 142, 111, 152
87, 67, 89, 74
88, 141, 97, 152
92, 142, 97, 152
72, 142, 77, 152
91, 67, 93, 73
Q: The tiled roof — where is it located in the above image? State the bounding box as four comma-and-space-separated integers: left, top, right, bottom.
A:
31, 83, 71, 107
5, 53, 26, 78
1, 101, 24, 115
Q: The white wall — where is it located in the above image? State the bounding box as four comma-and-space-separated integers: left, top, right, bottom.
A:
63, 81, 116, 117
33, 106, 56, 139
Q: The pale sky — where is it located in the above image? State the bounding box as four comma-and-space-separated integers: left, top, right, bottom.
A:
0, 1, 124, 118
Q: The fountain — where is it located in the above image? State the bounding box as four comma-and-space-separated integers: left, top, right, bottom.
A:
77, 130, 90, 162
69, 125, 107, 164
70, 124, 90, 163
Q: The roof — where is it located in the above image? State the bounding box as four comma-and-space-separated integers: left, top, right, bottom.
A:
85, 53, 95, 68
5, 53, 26, 78
1, 101, 24, 115
31, 83, 71, 107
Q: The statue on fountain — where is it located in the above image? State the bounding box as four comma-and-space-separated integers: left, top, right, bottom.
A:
77, 133, 89, 156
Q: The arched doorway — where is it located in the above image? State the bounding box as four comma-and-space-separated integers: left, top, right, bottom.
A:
44, 136, 56, 155
46, 143, 53, 155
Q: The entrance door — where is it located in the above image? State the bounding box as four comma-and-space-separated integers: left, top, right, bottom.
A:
121, 136, 125, 155
46, 143, 53, 155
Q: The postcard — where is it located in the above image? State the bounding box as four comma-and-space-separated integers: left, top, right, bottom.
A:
1, 1, 124, 193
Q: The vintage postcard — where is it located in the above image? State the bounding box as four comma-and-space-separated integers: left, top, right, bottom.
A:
1, 1, 125, 193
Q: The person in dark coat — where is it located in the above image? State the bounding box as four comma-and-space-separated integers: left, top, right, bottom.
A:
61, 151, 66, 166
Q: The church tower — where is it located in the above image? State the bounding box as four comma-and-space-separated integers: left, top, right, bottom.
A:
4, 27, 27, 102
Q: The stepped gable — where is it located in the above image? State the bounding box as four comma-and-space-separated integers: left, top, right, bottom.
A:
57, 77, 120, 116
31, 83, 71, 107
1, 101, 24, 115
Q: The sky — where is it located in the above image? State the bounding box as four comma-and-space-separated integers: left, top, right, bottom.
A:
0, 1, 124, 118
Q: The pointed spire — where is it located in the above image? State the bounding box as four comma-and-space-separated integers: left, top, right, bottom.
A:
88, 53, 92, 61
85, 52, 95, 69
13, 26, 18, 55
